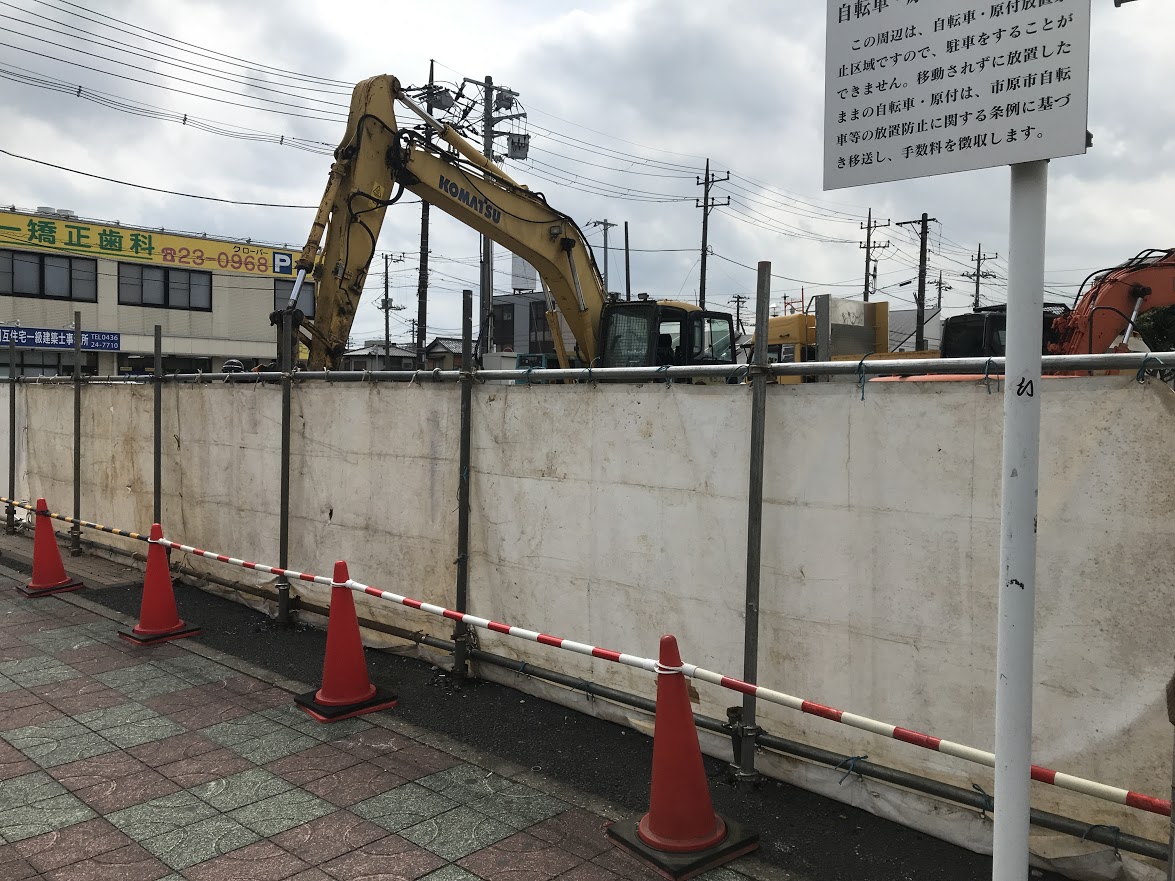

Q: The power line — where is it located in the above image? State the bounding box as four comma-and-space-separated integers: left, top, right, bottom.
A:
34, 0, 352, 87
0, 6, 351, 104
0, 39, 344, 121
0, 61, 335, 154
0, 146, 323, 207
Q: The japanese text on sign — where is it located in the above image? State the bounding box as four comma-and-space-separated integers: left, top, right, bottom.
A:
824, 0, 1091, 190
0, 326, 120, 351
0, 209, 299, 278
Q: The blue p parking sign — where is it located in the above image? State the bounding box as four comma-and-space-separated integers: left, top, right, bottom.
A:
272, 252, 294, 275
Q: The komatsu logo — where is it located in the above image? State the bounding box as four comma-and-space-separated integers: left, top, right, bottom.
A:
438, 175, 502, 225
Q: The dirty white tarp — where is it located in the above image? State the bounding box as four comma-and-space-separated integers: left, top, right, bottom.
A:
14, 375, 1175, 880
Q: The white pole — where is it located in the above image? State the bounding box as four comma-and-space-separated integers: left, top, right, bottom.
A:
992, 158, 1048, 881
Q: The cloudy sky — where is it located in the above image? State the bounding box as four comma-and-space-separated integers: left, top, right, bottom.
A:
0, 0, 1168, 346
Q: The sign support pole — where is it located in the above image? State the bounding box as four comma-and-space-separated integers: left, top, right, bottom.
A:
70, 311, 82, 556
992, 158, 1048, 881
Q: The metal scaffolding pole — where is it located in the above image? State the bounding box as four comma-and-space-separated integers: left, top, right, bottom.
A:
6, 338, 14, 535
453, 288, 474, 683
70, 311, 81, 555
735, 260, 772, 788
153, 325, 162, 525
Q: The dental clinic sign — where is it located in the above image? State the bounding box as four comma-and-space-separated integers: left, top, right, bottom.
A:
824, 0, 1091, 190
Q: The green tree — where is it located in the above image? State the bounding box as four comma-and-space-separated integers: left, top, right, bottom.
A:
1135, 305, 1175, 352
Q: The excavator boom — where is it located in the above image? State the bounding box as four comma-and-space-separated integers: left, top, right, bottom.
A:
1052, 248, 1175, 355
292, 74, 605, 369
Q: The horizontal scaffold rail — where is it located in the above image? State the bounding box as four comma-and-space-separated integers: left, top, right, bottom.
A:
15, 497, 1161, 819
12, 351, 1175, 385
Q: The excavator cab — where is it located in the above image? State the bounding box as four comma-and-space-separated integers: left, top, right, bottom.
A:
598, 298, 736, 372
940, 304, 1069, 359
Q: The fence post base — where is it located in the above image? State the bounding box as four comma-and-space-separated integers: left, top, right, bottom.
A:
723, 706, 762, 791
451, 625, 471, 685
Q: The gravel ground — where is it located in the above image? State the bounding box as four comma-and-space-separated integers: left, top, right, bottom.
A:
79, 577, 1061, 881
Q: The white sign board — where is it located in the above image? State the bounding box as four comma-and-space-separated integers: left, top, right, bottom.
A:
824, 0, 1091, 190
511, 254, 537, 292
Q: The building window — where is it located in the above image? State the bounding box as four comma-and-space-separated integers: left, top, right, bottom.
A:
0, 348, 97, 378
529, 301, 554, 354
493, 303, 514, 350
0, 249, 97, 302
274, 279, 315, 319
118, 264, 212, 311
117, 353, 211, 375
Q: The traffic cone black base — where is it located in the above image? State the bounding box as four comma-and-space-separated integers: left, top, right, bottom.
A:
294, 686, 397, 723
606, 818, 759, 881
119, 524, 197, 645
118, 623, 201, 646
296, 560, 397, 724
16, 579, 85, 598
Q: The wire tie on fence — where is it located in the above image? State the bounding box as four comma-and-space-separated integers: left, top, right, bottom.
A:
833, 754, 868, 784
1135, 354, 1163, 384
855, 353, 874, 401
581, 679, 595, 701
516, 662, 529, 677
983, 358, 994, 395
1081, 824, 1122, 858
971, 783, 994, 818
523, 365, 536, 385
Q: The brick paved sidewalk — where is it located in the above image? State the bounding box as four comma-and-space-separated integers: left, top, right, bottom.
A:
0, 587, 767, 881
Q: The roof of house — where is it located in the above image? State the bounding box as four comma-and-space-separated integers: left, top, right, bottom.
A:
343, 343, 418, 359
425, 337, 464, 354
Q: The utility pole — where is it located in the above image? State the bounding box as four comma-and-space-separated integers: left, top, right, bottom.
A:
587, 220, 617, 292
624, 221, 631, 301
963, 243, 999, 310
416, 60, 436, 368
935, 270, 952, 313
696, 158, 730, 310
896, 212, 936, 350
383, 254, 390, 368
464, 73, 525, 350
379, 253, 405, 367
481, 76, 493, 350
860, 208, 890, 302
730, 294, 749, 335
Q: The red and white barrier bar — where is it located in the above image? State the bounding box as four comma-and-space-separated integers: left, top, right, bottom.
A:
135, 530, 1172, 817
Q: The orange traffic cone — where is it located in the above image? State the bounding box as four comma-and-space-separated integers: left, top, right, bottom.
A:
606, 635, 758, 879
19, 498, 84, 597
119, 524, 200, 645
295, 560, 397, 722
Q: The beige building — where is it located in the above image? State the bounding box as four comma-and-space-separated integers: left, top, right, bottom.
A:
0, 206, 315, 375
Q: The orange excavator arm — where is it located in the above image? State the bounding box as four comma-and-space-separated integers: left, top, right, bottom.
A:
1052, 249, 1175, 355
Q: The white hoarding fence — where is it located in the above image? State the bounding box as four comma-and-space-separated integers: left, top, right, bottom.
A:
824, 0, 1092, 190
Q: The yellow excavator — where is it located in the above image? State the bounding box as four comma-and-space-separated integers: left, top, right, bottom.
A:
281, 75, 736, 373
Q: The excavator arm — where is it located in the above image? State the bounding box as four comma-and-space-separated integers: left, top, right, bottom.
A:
1052, 248, 1175, 355
291, 74, 606, 369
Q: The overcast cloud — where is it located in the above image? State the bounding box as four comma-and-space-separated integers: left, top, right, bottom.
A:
0, 0, 1169, 344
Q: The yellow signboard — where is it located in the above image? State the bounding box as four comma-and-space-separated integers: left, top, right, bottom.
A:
0, 209, 300, 279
